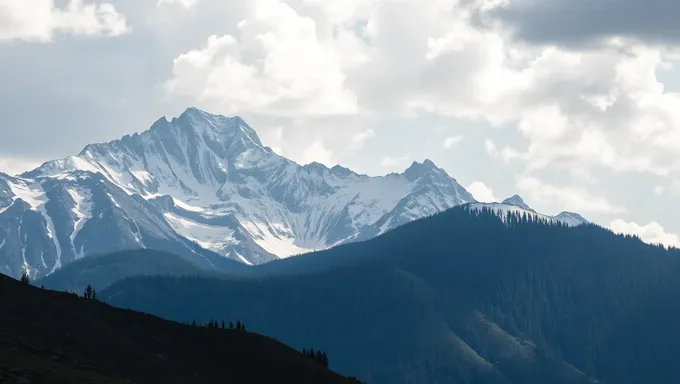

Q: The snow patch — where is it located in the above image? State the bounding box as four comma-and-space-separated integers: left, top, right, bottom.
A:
8, 179, 64, 272
67, 187, 94, 259
164, 213, 236, 252
240, 220, 315, 258
172, 197, 206, 213
0, 228, 8, 251
107, 193, 122, 208
234, 251, 253, 266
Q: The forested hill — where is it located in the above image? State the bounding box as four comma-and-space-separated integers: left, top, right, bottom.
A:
0, 273, 357, 384
103, 207, 680, 384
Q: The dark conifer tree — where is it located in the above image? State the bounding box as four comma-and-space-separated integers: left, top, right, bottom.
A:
20, 271, 30, 284
84, 284, 94, 300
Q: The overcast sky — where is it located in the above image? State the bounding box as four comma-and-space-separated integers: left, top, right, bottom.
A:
2, 0, 680, 247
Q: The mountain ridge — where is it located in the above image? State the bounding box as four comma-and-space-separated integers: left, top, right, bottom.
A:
0, 108, 586, 279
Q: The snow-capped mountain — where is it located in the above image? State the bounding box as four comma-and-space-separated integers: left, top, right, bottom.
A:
470, 195, 589, 227
0, 108, 587, 279
0, 170, 239, 280
0, 108, 479, 278
501, 194, 535, 212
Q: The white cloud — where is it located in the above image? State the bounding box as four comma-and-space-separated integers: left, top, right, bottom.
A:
443, 135, 463, 149
308, 1, 680, 179
301, 141, 334, 167
484, 139, 497, 156
160, 0, 680, 183
467, 181, 498, 203
0, 157, 40, 176
517, 176, 626, 214
262, 125, 285, 155
609, 219, 680, 248
481, 44, 680, 177
0, 0, 130, 42
654, 185, 665, 196
165, 0, 361, 116
350, 129, 376, 150
379, 155, 410, 169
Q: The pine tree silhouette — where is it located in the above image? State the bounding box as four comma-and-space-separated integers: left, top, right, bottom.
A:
84, 284, 95, 300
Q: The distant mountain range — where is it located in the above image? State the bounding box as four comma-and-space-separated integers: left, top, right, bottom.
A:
0, 108, 587, 279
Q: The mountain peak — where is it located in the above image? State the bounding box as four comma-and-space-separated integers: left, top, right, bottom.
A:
179, 106, 209, 118
502, 194, 534, 211
555, 211, 589, 226
303, 162, 329, 175
403, 159, 440, 181
170, 109, 264, 156
330, 165, 356, 177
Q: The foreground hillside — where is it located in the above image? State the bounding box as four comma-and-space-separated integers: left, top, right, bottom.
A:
103, 207, 680, 384
0, 273, 355, 384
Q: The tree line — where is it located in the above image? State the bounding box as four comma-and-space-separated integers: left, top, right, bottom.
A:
301, 348, 329, 367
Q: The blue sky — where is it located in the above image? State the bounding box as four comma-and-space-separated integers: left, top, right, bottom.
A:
2, 0, 680, 247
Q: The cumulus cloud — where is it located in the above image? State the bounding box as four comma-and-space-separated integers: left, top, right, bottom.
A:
165, 0, 361, 116
467, 181, 498, 203
609, 219, 680, 248
350, 129, 376, 150
0, 0, 130, 42
517, 176, 626, 214
301, 141, 335, 167
161, 0, 680, 181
